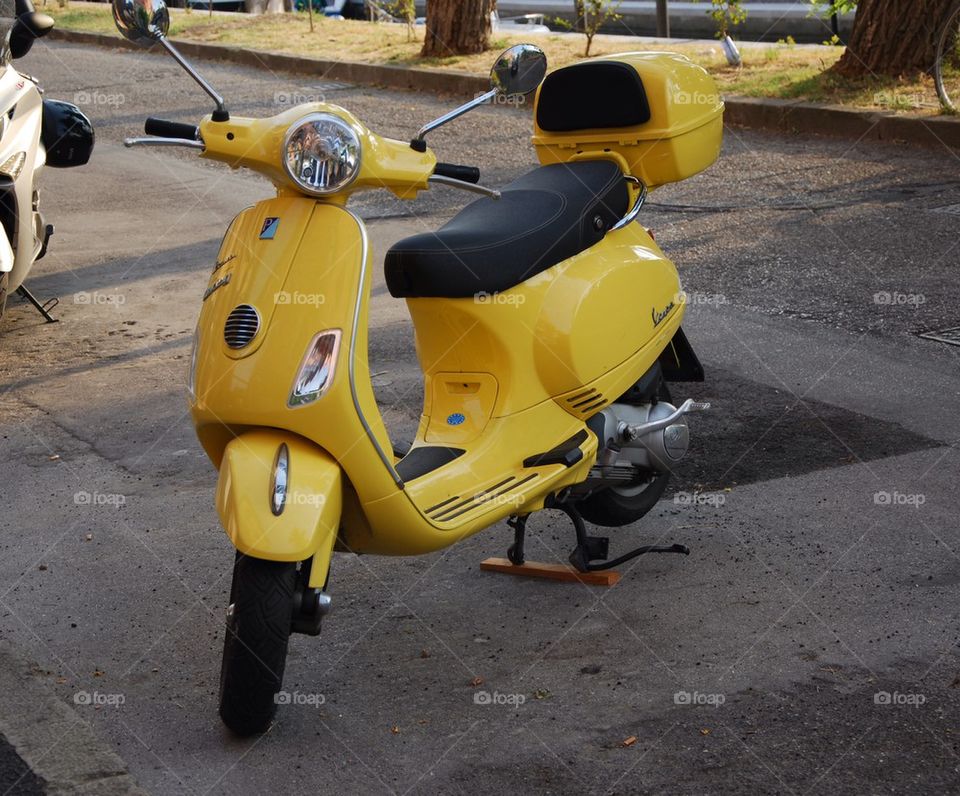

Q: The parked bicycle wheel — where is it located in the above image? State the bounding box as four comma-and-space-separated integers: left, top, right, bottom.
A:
935, 1, 960, 112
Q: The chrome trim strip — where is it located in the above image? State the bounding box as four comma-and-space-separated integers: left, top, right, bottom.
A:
343, 208, 404, 488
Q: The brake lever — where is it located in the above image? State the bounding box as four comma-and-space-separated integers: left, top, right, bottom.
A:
124, 137, 205, 150
428, 175, 500, 200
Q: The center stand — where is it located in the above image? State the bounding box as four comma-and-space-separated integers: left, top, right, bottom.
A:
480, 499, 689, 587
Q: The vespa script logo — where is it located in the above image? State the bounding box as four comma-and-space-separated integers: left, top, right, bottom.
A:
652, 300, 675, 327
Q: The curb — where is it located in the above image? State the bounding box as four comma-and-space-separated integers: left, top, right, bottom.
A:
722, 95, 960, 151
50, 28, 960, 151
51, 28, 490, 97
0, 642, 147, 795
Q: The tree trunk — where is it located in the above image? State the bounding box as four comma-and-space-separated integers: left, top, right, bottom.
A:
832, 0, 956, 77
574, 0, 586, 33
421, 0, 496, 57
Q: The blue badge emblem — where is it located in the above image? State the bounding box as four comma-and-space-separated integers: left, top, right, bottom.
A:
259, 217, 280, 239
446, 413, 466, 426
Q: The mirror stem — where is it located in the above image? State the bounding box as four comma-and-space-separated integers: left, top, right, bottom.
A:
411, 88, 496, 150
159, 37, 229, 122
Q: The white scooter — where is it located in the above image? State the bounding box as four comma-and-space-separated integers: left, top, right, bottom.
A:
0, 0, 94, 323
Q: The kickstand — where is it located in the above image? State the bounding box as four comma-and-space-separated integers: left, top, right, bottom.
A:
16, 285, 59, 323
546, 498, 690, 573
506, 514, 527, 565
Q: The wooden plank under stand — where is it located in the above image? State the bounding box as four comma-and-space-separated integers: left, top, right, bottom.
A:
479, 557, 621, 586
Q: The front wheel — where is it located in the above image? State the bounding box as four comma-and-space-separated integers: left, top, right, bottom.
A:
219, 555, 296, 736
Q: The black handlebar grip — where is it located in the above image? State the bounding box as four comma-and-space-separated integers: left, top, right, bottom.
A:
144, 117, 200, 141
434, 162, 481, 184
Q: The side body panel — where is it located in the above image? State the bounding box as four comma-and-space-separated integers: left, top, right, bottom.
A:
192, 197, 685, 558
191, 197, 398, 501
406, 221, 684, 426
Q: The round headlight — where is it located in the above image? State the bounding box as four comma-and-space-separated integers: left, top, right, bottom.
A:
282, 113, 361, 196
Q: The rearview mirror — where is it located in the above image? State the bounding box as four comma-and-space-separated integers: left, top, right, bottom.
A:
112, 0, 169, 45
9, 11, 55, 59
111, 0, 229, 120
413, 43, 547, 146
489, 44, 547, 98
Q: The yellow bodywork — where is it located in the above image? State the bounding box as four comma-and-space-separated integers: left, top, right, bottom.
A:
217, 430, 341, 575
187, 51, 721, 583
531, 52, 725, 188
199, 104, 436, 201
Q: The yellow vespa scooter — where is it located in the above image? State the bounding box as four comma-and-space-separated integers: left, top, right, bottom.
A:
113, 0, 724, 735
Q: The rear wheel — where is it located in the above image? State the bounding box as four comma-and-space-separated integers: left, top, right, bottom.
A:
576, 382, 673, 528
219, 555, 296, 736
936, 2, 960, 112
576, 466, 671, 528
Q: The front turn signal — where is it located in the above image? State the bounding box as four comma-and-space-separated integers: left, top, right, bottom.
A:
289, 330, 341, 408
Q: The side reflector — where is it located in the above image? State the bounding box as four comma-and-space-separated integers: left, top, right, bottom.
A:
270, 443, 289, 516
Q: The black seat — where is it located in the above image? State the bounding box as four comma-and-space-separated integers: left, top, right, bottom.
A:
384, 160, 628, 299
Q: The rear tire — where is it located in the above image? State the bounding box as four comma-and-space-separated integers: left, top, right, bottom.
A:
935, 2, 960, 112
576, 382, 673, 528
576, 470, 671, 528
219, 555, 296, 736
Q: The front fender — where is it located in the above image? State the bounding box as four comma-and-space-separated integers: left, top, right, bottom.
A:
216, 430, 342, 572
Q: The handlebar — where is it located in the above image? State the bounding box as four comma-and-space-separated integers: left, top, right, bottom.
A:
130, 117, 496, 197
145, 117, 200, 141
433, 162, 480, 184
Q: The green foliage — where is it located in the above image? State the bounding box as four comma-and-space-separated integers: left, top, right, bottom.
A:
693, 0, 747, 39
390, 0, 414, 24
579, 0, 622, 57
382, 0, 415, 40
814, 0, 857, 15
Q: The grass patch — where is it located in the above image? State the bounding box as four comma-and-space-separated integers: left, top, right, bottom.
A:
44, 2, 950, 115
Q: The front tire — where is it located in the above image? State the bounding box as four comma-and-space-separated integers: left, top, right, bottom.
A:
219, 555, 296, 736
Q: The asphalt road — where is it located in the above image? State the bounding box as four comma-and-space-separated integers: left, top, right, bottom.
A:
0, 736, 42, 796
1, 39, 959, 795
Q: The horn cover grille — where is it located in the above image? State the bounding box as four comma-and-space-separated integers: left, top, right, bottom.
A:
224, 304, 260, 349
